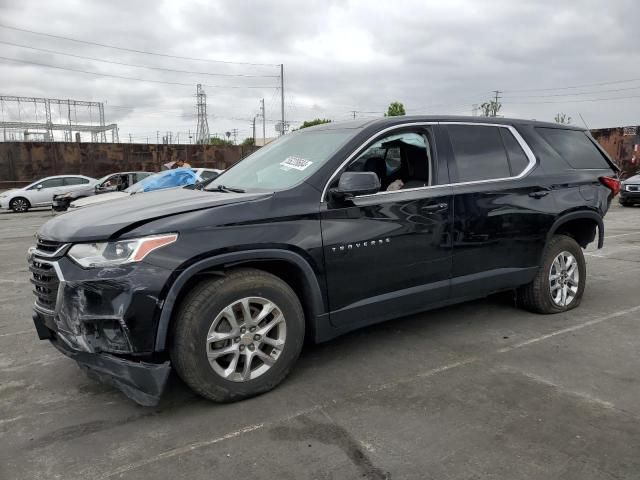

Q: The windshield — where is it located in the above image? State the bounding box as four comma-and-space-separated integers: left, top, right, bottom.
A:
205, 129, 354, 192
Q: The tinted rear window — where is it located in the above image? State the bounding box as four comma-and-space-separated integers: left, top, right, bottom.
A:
500, 129, 529, 176
448, 125, 511, 182
536, 128, 610, 169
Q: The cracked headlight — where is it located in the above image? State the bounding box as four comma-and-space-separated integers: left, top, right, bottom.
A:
68, 233, 178, 268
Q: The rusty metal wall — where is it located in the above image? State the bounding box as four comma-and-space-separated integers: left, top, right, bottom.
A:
0, 142, 258, 188
591, 126, 639, 179
2, 128, 639, 188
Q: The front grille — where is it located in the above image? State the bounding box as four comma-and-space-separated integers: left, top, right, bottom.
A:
627, 184, 639, 192
34, 237, 68, 258
30, 259, 60, 313
36, 237, 63, 254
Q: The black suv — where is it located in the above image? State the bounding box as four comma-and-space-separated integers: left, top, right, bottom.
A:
29, 116, 620, 405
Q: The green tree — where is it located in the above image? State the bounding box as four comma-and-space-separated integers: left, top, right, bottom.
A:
385, 101, 406, 117
299, 118, 332, 129
209, 137, 233, 146
480, 100, 502, 117
554, 112, 572, 124
241, 137, 255, 146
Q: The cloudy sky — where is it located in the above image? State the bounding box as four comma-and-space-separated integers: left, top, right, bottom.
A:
0, 0, 638, 143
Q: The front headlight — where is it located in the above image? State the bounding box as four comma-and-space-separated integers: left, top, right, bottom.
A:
67, 233, 178, 268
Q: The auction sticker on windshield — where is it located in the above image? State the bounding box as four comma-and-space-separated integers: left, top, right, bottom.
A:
280, 156, 313, 171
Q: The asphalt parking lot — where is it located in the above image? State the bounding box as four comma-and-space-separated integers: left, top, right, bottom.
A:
1, 203, 639, 480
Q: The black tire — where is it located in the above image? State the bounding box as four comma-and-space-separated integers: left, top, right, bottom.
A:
517, 234, 586, 314
10, 197, 30, 213
619, 199, 629, 207
170, 268, 305, 402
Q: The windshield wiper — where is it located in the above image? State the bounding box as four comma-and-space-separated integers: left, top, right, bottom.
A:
214, 184, 245, 193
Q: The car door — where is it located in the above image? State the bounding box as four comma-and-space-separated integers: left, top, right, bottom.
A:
29, 177, 66, 206
443, 123, 556, 298
321, 125, 453, 329
63, 177, 91, 193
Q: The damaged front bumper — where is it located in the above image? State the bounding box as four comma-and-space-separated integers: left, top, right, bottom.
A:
33, 312, 170, 406
28, 243, 176, 406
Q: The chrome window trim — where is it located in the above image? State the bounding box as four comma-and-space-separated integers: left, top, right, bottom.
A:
320, 121, 538, 202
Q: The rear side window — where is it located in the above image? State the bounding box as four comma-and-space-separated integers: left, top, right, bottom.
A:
64, 177, 90, 186
448, 125, 511, 182
536, 128, 610, 169
499, 129, 530, 176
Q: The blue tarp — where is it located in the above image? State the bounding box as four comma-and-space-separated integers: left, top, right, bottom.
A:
128, 168, 199, 193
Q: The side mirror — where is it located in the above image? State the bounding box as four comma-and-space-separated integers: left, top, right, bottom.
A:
36, 184, 43, 190
328, 171, 380, 202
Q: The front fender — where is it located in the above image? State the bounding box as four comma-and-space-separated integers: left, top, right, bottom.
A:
154, 249, 326, 351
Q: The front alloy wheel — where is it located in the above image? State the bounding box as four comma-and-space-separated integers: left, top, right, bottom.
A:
170, 268, 305, 402
206, 297, 286, 382
10, 198, 29, 213
549, 251, 579, 307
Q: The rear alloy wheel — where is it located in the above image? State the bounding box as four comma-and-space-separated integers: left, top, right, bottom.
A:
170, 269, 304, 402
518, 234, 586, 314
10, 197, 29, 213
548, 251, 580, 307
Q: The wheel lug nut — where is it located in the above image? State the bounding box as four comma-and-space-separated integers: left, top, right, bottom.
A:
240, 327, 246, 334
250, 326, 256, 333
234, 337, 240, 343
249, 344, 255, 351
254, 334, 261, 341
239, 345, 245, 351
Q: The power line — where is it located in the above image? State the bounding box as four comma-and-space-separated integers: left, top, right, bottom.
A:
0, 55, 279, 89
0, 41, 280, 78
503, 77, 640, 93
0, 23, 280, 67
502, 85, 640, 99
504, 94, 640, 105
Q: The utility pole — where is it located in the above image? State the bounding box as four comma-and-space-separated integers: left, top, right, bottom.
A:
129, 133, 132, 143
492, 90, 502, 117
351, 110, 357, 119
260, 98, 266, 146
252, 116, 256, 145
280, 64, 285, 136
231, 128, 238, 145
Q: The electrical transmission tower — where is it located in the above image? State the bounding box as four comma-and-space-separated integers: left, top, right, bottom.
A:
195, 84, 210, 144
0, 95, 118, 142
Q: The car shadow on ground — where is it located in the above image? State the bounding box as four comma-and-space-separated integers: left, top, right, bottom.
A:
154, 291, 520, 411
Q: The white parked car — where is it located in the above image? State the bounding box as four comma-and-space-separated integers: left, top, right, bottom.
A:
69, 168, 222, 210
0, 175, 95, 213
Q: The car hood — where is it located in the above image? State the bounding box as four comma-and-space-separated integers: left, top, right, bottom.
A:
39, 188, 271, 242
70, 191, 129, 207
623, 174, 640, 184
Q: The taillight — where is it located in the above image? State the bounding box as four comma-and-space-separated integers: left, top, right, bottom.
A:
599, 176, 621, 197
